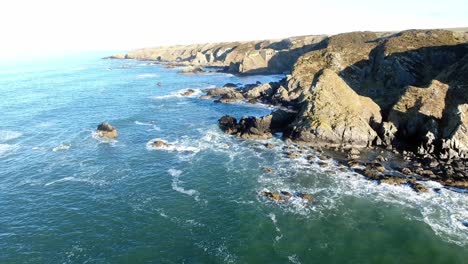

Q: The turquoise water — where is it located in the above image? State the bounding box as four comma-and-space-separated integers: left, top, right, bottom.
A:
0, 54, 467, 263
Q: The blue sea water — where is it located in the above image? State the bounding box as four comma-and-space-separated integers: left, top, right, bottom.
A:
0, 53, 467, 263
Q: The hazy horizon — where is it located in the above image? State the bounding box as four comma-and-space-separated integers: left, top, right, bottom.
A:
1, 0, 467, 60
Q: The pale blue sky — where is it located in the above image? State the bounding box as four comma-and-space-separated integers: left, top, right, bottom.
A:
0, 0, 466, 59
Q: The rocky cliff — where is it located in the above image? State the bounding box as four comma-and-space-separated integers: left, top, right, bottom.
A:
278, 29, 468, 159
110, 35, 326, 74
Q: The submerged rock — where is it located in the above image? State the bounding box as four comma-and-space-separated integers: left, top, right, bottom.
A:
178, 66, 204, 74
150, 140, 170, 148
96, 122, 118, 139
410, 182, 429, 193
260, 191, 314, 203
180, 89, 196, 96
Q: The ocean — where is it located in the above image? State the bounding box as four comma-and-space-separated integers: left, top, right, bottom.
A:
0, 53, 467, 263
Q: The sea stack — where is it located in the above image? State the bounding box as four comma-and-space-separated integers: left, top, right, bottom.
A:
96, 122, 118, 139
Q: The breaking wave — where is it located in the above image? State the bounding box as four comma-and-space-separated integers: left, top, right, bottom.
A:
146, 138, 199, 153
168, 169, 200, 201
0, 130, 22, 142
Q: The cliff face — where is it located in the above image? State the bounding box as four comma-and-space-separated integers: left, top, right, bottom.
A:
111, 35, 326, 74
280, 29, 468, 160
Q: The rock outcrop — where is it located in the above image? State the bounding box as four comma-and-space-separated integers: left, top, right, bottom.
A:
218, 110, 296, 139
96, 122, 118, 139
288, 69, 382, 148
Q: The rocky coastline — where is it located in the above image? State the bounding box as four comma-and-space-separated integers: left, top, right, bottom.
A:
110, 29, 468, 193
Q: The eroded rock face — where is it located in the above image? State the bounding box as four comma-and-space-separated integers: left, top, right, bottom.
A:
441, 104, 468, 159
388, 80, 449, 147
96, 122, 118, 139
289, 69, 382, 148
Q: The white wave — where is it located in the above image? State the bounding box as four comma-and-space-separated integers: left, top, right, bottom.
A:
146, 138, 200, 153
168, 169, 200, 201
150, 87, 205, 100
44, 176, 105, 186
0, 130, 22, 142
251, 140, 468, 246
288, 255, 302, 264
137, 73, 159, 79
134, 121, 161, 131
134, 121, 153, 126
268, 212, 283, 241
91, 131, 118, 144
0, 144, 15, 156
52, 143, 71, 152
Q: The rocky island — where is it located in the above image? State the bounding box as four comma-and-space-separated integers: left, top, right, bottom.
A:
110, 29, 468, 191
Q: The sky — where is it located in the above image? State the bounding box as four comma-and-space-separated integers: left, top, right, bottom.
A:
0, 0, 467, 59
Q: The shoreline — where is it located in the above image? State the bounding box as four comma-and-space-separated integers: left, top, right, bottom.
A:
107, 28, 468, 193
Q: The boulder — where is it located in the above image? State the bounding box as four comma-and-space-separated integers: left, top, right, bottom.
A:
96, 122, 118, 139
151, 140, 170, 148
203, 87, 237, 98
244, 83, 275, 100
215, 90, 245, 103
218, 115, 238, 135
236, 116, 273, 139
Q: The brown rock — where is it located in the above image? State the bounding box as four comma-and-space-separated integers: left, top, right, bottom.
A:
401, 168, 412, 175
297, 193, 314, 203
180, 89, 196, 96
96, 122, 118, 139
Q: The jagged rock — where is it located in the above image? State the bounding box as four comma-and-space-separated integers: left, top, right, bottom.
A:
244, 83, 275, 99
203, 87, 237, 98
379, 122, 398, 148
215, 90, 245, 103
441, 104, 468, 160
236, 116, 273, 139
96, 122, 118, 139
289, 69, 382, 148
265, 143, 274, 149
218, 115, 238, 134
218, 110, 295, 140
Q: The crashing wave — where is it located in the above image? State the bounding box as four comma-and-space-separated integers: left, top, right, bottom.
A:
146, 138, 199, 153
52, 143, 71, 152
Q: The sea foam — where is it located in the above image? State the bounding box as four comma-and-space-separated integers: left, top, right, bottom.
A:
0, 130, 22, 142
